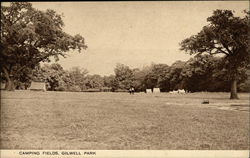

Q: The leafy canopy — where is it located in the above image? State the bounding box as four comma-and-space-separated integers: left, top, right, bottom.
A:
180, 10, 249, 80
0, 2, 87, 74
180, 10, 248, 57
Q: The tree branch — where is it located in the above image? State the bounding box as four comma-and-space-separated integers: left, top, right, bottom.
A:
213, 46, 229, 55
221, 42, 233, 55
36, 48, 55, 63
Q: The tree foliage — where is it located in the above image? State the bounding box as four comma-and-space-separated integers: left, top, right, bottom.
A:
114, 63, 135, 90
31, 63, 66, 91
180, 10, 249, 99
0, 2, 87, 90
14, 59, 249, 93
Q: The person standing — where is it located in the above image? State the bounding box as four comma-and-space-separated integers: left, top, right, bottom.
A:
131, 87, 135, 94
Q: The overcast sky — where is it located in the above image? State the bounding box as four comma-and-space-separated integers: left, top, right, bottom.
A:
31, 1, 248, 76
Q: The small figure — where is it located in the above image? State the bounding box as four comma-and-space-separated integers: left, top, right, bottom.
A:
131, 87, 135, 95
129, 87, 135, 95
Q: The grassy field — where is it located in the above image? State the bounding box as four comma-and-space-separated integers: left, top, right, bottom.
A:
0, 90, 249, 150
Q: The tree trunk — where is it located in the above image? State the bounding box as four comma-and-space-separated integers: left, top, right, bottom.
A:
230, 79, 239, 99
5, 78, 15, 91
3, 67, 15, 91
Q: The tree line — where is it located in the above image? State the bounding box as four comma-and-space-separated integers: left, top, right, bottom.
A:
1, 2, 249, 99
10, 54, 249, 93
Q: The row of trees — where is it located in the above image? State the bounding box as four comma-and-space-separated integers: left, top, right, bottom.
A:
14, 64, 104, 92
113, 55, 249, 93
1, 2, 249, 99
12, 54, 249, 93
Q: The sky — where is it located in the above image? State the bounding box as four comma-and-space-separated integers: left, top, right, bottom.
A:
30, 1, 248, 76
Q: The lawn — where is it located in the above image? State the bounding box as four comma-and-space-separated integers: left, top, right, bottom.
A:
0, 91, 249, 149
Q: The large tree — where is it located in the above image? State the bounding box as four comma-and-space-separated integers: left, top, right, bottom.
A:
180, 10, 249, 99
168, 60, 186, 91
143, 64, 170, 91
114, 63, 135, 90
0, 2, 87, 90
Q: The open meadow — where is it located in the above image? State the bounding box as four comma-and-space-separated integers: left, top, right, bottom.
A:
0, 91, 249, 150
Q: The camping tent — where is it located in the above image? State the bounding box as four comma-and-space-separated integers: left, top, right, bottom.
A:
146, 89, 152, 93
29, 82, 46, 91
153, 88, 160, 93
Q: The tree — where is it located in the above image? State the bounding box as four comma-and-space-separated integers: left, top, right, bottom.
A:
0, 2, 87, 90
114, 63, 135, 90
142, 64, 170, 91
67, 67, 88, 91
103, 75, 115, 88
133, 68, 147, 92
152, 64, 170, 92
13, 66, 34, 90
84, 74, 104, 89
31, 63, 66, 91
180, 10, 249, 99
181, 54, 227, 92
168, 60, 186, 91
44, 63, 65, 91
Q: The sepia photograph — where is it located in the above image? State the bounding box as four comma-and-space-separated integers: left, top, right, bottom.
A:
0, 1, 249, 158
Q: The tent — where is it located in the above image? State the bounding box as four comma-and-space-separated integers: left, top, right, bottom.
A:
29, 82, 46, 91
146, 89, 152, 93
153, 88, 160, 93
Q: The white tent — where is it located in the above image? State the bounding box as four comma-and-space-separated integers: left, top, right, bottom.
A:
153, 88, 160, 93
178, 89, 186, 93
146, 89, 152, 93
29, 82, 46, 91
